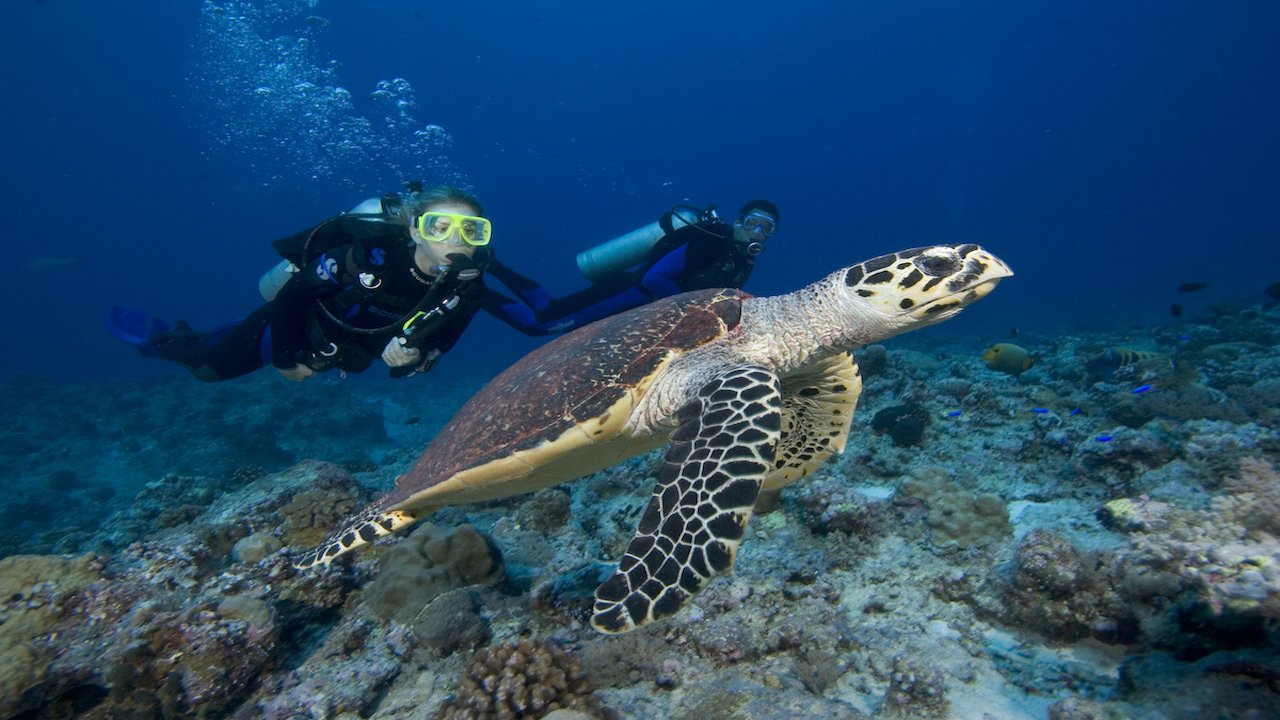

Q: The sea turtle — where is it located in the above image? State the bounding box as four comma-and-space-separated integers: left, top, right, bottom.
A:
296, 244, 1012, 633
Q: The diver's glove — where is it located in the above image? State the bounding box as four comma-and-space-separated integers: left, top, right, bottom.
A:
386, 339, 441, 378
276, 363, 317, 382
382, 335, 422, 369
383, 252, 483, 378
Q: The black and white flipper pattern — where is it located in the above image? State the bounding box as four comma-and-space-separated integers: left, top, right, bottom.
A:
592, 365, 782, 633
768, 353, 862, 488
292, 507, 417, 568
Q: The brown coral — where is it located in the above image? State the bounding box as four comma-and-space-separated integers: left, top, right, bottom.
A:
1221, 457, 1280, 537
278, 486, 361, 549
0, 553, 104, 718
880, 655, 949, 719
230, 464, 268, 484
436, 639, 609, 720
514, 489, 573, 533
900, 467, 1011, 551
363, 523, 504, 624
103, 600, 278, 718
1001, 530, 1131, 642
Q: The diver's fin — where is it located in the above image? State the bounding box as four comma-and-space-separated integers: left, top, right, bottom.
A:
107, 307, 171, 356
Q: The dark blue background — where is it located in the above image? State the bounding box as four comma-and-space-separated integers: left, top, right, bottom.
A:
3, 1, 1277, 381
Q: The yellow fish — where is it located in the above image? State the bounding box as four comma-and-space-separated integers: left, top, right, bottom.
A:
981, 343, 1034, 374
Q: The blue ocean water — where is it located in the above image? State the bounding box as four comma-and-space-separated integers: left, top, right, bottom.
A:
2, 0, 1276, 381
3, 3, 1280, 718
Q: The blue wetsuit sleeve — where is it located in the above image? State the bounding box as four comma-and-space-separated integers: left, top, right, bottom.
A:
554, 288, 651, 329
482, 285, 652, 335
481, 246, 688, 336
482, 288, 555, 336
486, 258, 553, 313
638, 245, 687, 298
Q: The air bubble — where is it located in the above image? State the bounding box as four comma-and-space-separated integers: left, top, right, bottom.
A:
189, 0, 466, 191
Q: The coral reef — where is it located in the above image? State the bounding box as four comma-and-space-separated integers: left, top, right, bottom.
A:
1106, 457, 1280, 658
1109, 385, 1250, 427
0, 462, 375, 718
1221, 457, 1280, 537
899, 466, 1011, 551
436, 639, 610, 720
232, 531, 283, 563
1000, 530, 1130, 642
879, 655, 949, 719
363, 522, 505, 624
0, 553, 104, 717
854, 344, 889, 378
3, 296, 1280, 718
871, 403, 931, 447
410, 587, 492, 657
277, 484, 364, 549
515, 489, 574, 533
1070, 426, 1178, 490
788, 471, 888, 538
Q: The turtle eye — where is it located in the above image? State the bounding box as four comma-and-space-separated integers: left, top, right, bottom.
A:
914, 248, 962, 277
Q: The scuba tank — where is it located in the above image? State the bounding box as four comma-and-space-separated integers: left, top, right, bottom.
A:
258, 259, 297, 301
257, 196, 393, 301
575, 205, 707, 281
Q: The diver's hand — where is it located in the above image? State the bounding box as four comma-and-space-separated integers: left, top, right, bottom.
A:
382, 336, 421, 368
277, 364, 316, 382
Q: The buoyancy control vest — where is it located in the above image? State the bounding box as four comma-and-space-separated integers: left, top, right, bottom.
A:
258, 192, 405, 301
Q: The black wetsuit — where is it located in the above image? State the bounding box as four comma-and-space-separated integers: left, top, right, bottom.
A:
154, 216, 485, 381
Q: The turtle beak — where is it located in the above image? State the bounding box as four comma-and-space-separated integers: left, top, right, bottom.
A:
905, 247, 1012, 321
966, 277, 1003, 302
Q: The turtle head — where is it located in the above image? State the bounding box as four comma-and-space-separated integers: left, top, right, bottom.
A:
836, 244, 1012, 340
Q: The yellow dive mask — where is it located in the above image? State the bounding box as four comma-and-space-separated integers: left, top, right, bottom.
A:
415, 212, 492, 246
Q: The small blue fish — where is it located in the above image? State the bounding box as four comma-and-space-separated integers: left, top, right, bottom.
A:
1070, 408, 1081, 416
1031, 408, 1049, 414
1131, 384, 1153, 394
1096, 434, 1113, 442
946, 410, 962, 417
1176, 334, 1190, 341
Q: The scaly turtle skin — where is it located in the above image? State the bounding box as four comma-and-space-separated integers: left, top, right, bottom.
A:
296, 244, 1012, 633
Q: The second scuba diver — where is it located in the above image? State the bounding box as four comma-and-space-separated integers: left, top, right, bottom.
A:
109, 185, 492, 382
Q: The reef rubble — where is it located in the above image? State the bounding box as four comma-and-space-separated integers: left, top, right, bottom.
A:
1, 302, 1278, 718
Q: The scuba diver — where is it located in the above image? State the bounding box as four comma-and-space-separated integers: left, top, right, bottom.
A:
484, 200, 779, 335
108, 185, 492, 382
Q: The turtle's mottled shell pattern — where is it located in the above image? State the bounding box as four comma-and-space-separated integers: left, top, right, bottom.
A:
375, 288, 746, 509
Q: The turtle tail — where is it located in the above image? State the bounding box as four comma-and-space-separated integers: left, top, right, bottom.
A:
293, 507, 418, 569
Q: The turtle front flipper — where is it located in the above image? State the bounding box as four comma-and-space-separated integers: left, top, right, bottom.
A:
766, 352, 862, 489
293, 507, 418, 569
592, 365, 782, 633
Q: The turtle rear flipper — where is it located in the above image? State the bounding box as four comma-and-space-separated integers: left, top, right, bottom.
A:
591, 365, 782, 633
294, 507, 419, 569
